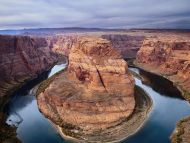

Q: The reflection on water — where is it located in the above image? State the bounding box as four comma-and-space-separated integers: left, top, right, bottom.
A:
130, 67, 183, 99
6, 64, 67, 143
123, 68, 190, 143
5, 65, 190, 143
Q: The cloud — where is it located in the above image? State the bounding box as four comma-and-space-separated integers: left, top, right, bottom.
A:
0, 0, 190, 29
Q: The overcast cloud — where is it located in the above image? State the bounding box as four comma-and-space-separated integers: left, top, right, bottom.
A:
0, 0, 190, 29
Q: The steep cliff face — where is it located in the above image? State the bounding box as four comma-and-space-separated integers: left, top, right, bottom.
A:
102, 34, 145, 58
136, 37, 190, 100
49, 35, 78, 56
68, 36, 135, 95
136, 37, 190, 143
0, 35, 57, 109
49, 34, 145, 59
37, 36, 135, 141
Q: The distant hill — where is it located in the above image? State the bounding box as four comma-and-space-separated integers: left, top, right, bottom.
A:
0, 27, 190, 36
0, 27, 126, 36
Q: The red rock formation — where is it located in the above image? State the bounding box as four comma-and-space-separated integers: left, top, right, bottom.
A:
49, 35, 78, 56
0, 35, 57, 108
171, 116, 190, 143
136, 37, 190, 100
102, 34, 145, 58
49, 34, 145, 59
37, 36, 135, 141
136, 36, 190, 143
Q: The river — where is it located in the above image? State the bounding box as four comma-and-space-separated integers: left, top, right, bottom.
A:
5, 65, 190, 143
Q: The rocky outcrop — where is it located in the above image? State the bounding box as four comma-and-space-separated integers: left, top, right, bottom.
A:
136, 37, 190, 101
49, 35, 78, 56
171, 116, 190, 143
102, 34, 145, 59
37, 36, 137, 142
0, 35, 57, 109
49, 34, 145, 59
135, 37, 190, 143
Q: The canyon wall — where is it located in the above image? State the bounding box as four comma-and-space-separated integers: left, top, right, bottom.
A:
1, 30, 190, 143
0, 33, 144, 110
49, 34, 145, 59
0, 35, 57, 109
37, 36, 135, 141
48, 35, 78, 56
102, 34, 145, 59
136, 37, 190, 101
135, 37, 190, 143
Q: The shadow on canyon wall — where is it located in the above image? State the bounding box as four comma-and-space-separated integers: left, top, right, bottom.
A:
125, 58, 183, 100
0, 68, 51, 143
139, 70, 183, 99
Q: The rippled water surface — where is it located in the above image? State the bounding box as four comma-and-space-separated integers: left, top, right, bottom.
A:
6, 66, 190, 143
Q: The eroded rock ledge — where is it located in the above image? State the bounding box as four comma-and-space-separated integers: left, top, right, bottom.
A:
0, 35, 57, 109
136, 37, 190, 101
37, 36, 152, 142
171, 116, 190, 143
135, 37, 190, 143
101, 34, 145, 59
0, 35, 57, 143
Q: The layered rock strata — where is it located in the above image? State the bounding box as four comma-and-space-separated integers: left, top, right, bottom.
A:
0, 35, 57, 109
37, 36, 139, 142
135, 37, 190, 143
102, 34, 145, 59
171, 116, 190, 143
48, 35, 78, 56
49, 34, 145, 59
136, 37, 190, 101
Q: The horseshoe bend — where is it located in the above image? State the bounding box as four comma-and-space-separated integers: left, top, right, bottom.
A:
1, 1, 190, 142
0, 29, 190, 143
37, 36, 152, 142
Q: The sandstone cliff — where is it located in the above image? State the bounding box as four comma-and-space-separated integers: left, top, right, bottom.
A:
49, 34, 145, 59
135, 37, 190, 143
171, 116, 190, 143
102, 34, 145, 59
37, 36, 136, 142
49, 35, 78, 56
0, 35, 57, 109
136, 37, 190, 101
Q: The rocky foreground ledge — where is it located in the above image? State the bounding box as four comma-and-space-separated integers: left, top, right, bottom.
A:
37, 36, 152, 142
135, 37, 190, 143
171, 116, 190, 143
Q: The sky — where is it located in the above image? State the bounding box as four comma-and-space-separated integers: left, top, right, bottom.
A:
0, 0, 190, 29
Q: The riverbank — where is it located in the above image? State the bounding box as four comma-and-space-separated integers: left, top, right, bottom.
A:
0, 60, 68, 143
133, 60, 190, 143
45, 84, 153, 143
0, 67, 55, 143
171, 116, 190, 143
133, 61, 190, 102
